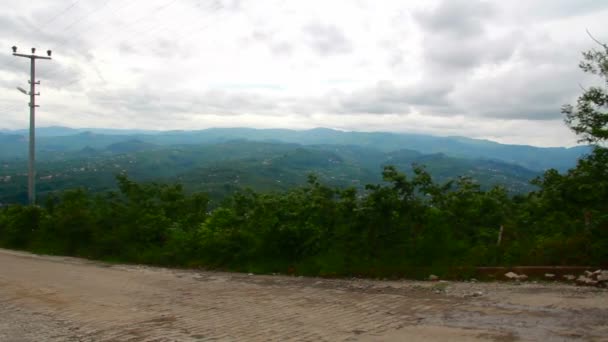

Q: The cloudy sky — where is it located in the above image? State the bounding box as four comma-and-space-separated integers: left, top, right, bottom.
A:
1, 0, 607, 146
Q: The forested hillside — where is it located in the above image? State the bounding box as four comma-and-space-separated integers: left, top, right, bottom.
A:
0, 127, 590, 171
0, 149, 605, 276
0, 141, 539, 205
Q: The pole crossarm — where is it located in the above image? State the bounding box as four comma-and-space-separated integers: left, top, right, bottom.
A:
12, 53, 52, 60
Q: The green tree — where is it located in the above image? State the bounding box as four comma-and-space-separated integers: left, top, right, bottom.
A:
562, 35, 608, 144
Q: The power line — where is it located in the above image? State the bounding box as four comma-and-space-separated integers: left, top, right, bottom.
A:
118, 1, 224, 52
45, 0, 183, 65
3, 0, 90, 72
52, 1, 141, 48
39, 0, 83, 29
91, 0, 182, 45
46, 0, 223, 89
53, 0, 112, 34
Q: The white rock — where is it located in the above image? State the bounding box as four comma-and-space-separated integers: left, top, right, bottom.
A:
464, 291, 483, 298
576, 275, 598, 286
428, 274, 439, 281
596, 271, 608, 282
505, 272, 519, 279
517, 274, 528, 281
563, 274, 576, 281
544, 273, 555, 278
584, 270, 594, 277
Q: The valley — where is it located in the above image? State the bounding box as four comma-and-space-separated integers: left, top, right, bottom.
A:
0, 127, 582, 205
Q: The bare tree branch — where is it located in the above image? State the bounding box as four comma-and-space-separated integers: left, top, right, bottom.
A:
586, 29, 607, 48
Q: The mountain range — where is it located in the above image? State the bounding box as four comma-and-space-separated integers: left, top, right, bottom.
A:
0, 126, 592, 204
0, 126, 591, 172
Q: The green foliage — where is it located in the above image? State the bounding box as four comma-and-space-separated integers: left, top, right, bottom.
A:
0, 205, 43, 249
2, 151, 605, 277
0, 140, 543, 206
563, 38, 608, 144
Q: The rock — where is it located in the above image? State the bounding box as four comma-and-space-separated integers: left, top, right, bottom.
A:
505, 272, 527, 281
469, 278, 478, 283
576, 275, 598, 286
563, 274, 576, 281
593, 269, 602, 275
465, 291, 484, 298
584, 270, 594, 277
248, 273, 254, 276
596, 271, 608, 282
428, 274, 439, 281
544, 273, 555, 279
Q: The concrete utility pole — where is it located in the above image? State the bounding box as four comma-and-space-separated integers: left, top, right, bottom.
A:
12, 46, 52, 205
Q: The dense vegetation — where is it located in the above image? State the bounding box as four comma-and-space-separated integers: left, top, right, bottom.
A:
0, 146, 606, 277
0, 44, 606, 278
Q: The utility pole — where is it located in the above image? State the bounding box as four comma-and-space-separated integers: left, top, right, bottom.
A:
12, 46, 52, 205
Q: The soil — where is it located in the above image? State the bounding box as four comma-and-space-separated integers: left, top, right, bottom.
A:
0, 248, 607, 341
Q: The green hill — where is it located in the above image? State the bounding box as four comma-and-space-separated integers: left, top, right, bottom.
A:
0, 140, 540, 205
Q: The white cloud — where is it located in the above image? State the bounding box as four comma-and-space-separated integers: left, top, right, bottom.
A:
1, 0, 608, 147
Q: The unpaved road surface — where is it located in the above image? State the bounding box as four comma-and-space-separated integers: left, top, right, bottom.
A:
0, 249, 607, 341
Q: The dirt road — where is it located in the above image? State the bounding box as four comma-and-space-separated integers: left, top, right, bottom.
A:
0, 249, 607, 341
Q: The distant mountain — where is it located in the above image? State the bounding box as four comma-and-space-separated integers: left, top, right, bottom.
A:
0, 127, 591, 171
0, 140, 541, 204
106, 140, 158, 153
7, 126, 160, 137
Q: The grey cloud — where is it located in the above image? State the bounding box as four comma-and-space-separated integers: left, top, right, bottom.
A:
88, 87, 285, 118
516, 0, 608, 19
248, 21, 353, 58
303, 22, 353, 56
415, 0, 495, 38
333, 81, 452, 115
408, 0, 608, 123
410, 0, 523, 106
450, 64, 584, 120
36, 59, 86, 91
212, 0, 243, 12
413, 0, 520, 74
249, 29, 293, 56
86, 80, 454, 120
423, 31, 520, 71
269, 41, 293, 56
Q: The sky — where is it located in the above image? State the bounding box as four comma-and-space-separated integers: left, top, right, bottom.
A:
1, 0, 608, 147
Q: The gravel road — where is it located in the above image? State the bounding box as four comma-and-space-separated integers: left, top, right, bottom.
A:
0, 248, 607, 341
